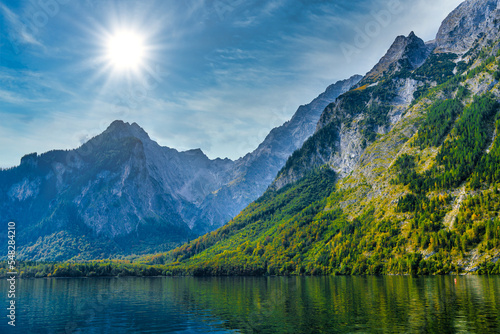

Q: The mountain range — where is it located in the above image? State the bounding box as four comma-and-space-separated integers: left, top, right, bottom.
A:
153, 0, 500, 275
4, 0, 500, 276
0, 71, 360, 260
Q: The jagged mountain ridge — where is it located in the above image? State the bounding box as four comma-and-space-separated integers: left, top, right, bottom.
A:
158, 0, 500, 275
272, 30, 432, 190
0, 75, 360, 260
363, 31, 432, 83
1, 123, 198, 260
194, 75, 362, 233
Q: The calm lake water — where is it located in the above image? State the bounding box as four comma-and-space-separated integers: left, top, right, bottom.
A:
0, 276, 499, 333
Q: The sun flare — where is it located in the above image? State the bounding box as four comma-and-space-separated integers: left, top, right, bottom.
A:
106, 31, 145, 70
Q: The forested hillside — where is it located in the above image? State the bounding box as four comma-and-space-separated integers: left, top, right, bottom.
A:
149, 19, 500, 276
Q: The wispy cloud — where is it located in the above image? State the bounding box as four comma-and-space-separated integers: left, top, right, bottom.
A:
0, 88, 50, 105
0, 2, 43, 48
231, 0, 288, 27
208, 48, 257, 61
261, 0, 287, 16
0, 89, 28, 104
0, 68, 78, 107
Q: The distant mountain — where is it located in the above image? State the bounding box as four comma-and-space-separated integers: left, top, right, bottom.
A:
194, 74, 362, 233
159, 0, 500, 276
0, 121, 224, 260
0, 76, 360, 260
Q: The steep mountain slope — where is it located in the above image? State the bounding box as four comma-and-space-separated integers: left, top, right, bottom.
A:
158, 0, 500, 275
272, 31, 434, 190
0, 77, 360, 260
435, 0, 500, 53
195, 75, 361, 233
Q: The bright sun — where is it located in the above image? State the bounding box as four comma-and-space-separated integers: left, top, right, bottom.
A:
106, 31, 145, 70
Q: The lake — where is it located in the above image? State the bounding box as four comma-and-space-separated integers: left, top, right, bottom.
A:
0, 276, 499, 333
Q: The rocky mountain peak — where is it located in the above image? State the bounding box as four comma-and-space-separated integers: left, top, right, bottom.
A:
20, 152, 38, 167
435, 0, 500, 54
363, 31, 430, 82
185, 148, 205, 155
104, 120, 151, 142
182, 148, 211, 161
404, 31, 431, 66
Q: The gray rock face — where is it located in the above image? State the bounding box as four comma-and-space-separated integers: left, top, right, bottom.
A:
272, 31, 433, 190
98, 121, 235, 209
272, 92, 367, 190
76, 121, 237, 233
435, 0, 500, 54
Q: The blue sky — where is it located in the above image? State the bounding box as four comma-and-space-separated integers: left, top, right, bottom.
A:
0, 0, 463, 168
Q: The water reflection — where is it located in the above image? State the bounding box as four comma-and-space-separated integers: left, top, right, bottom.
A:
0, 276, 498, 333
173, 276, 500, 333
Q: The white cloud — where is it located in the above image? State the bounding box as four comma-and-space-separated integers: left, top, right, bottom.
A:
231, 0, 288, 27
0, 2, 43, 48
0, 89, 28, 104
0, 88, 50, 104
